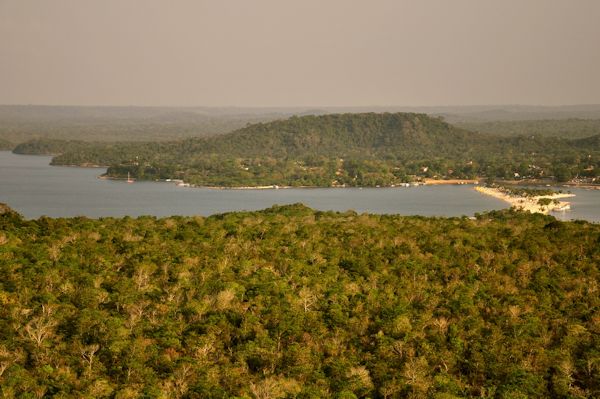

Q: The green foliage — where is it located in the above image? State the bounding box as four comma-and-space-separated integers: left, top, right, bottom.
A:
0, 204, 599, 397
16, 113, 600, 187
13, 139, 93, 156
493, 185, 564, 198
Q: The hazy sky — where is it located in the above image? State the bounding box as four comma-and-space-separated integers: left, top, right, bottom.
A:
1, 0, 599, 107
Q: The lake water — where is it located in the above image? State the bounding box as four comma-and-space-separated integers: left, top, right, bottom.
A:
1, 151, 598, 222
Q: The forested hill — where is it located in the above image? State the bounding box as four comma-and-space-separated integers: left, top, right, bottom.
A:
15, 112, 480, 159
0, 204, 599, 397
14, 112, 600, 187
183, 113, 483, 158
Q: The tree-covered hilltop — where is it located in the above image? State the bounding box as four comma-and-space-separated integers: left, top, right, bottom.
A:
15, 112, 467, 157
174, 113, 481, 159
0, 204, 598, 398
15, 113, 600, 187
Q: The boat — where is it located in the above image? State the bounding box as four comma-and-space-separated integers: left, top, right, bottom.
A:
127, 172, 134, 183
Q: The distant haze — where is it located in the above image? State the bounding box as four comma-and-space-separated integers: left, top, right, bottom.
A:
1, 0, 599, 107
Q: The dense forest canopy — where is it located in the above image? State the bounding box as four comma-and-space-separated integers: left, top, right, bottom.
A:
13, 112, 600, 187
0, 204, 598, 398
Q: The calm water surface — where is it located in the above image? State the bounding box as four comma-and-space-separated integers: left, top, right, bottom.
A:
1, 151, 598, 222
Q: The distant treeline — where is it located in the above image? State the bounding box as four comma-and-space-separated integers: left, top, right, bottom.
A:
455, 118, 600, 139
0, 204, 598, 397
0, 138, 13, 151
13, 113, 600, 187
4, 105, 600, 145
0, 105, 289, 144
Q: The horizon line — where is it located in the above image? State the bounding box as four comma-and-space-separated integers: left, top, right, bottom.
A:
2, 103, 600, 109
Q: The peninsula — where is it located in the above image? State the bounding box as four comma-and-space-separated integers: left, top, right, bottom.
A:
475, 186, 574, 214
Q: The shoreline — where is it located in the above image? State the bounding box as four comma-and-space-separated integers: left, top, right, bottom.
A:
560, 183, 600, 190
97, 174, 599, 193
423, 179, 479, 185
97, 178, 419, 190
99, 174, 482, 189
97, 177, 433, 190
474, 186, 575, 214
54, 163, 108, 169
492, 178, 600, 190
7, 153, 599, 190
6, 151, 599, 190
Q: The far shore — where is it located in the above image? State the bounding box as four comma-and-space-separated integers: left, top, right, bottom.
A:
494, 178, 600, 190
54, 163, 109, 169
6, 152, 600, 190
97, 173, 600, 192
423, 178, 479, 185
97, 175, 422, 190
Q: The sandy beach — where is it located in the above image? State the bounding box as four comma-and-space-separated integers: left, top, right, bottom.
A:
475, 186, 575, 214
